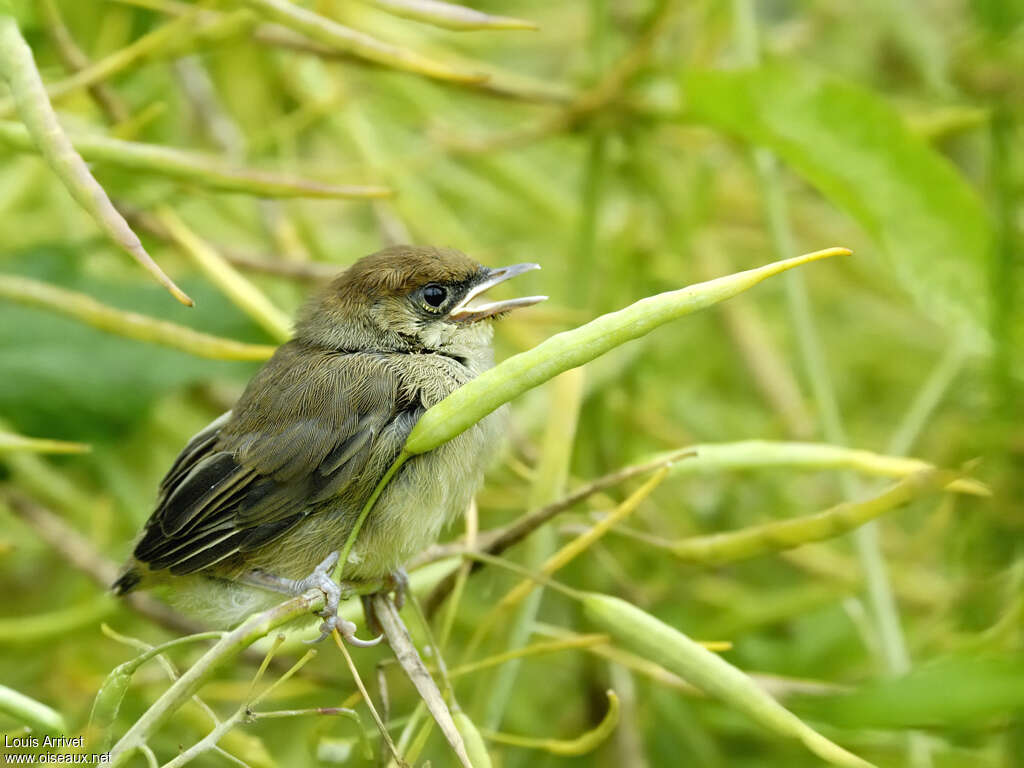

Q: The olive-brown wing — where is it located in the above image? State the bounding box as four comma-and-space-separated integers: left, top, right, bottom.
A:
133, 345, 421, 576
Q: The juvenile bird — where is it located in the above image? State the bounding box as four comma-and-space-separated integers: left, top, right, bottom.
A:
113, 245, 545, 643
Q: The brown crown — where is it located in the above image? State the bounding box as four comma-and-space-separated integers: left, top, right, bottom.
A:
333, 245, 484, 299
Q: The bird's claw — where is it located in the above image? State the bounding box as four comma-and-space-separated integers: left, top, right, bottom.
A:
306, 613, 383, 647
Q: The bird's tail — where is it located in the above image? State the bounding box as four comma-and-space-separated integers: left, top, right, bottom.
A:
111, 567, 142, 595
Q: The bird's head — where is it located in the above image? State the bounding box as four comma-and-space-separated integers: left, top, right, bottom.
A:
295, 245, 546, 357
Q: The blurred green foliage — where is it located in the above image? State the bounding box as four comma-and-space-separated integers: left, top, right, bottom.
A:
0, 0, 1021, 767
0, 246, 262, 439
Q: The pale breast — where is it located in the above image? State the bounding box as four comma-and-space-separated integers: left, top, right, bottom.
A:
342, 352, 505, 578
231, 351, 504, 582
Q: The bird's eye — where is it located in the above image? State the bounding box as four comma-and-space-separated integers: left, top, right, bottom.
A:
422, 284, 448, 309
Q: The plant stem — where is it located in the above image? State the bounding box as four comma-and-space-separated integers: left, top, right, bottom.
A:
0, 274, 276, 361
0, 684, 66, 734
758, 130, 923, 760
335, 453, 410, 581
332, 631, 404, 764
886, 333, 971, 458
109, 590, 324, 765
373, 594, 471, 768
159, 708, 247, 768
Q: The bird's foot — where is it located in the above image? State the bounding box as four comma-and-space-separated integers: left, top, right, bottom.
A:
296, 552, 382, 646
241, 552, 381, 647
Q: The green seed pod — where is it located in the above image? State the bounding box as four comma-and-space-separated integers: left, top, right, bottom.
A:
0, 275, 276, 361
454, 711, 493, 768
668, 469, 948, 565
88, 668, 132, 750
582, 592, 874, 768
405, 247, 849, 455
97, 628, 225, 754
243, 0, 487, 83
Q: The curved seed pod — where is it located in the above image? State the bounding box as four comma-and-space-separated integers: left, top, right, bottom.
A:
481, 690, 620, 756
244, 0, 486, 83
658, 440, 988, 496
668, 469, 951, 565
88, 667, 132, 750
583, 593, 874, 768
90, 630, 224, 750
346, 250, 852, 588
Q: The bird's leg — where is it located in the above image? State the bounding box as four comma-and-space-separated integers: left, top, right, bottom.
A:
241, 551, 382, 647
360, 593, 381, 637
386, 566, 410, 610
360, 566, 410, 635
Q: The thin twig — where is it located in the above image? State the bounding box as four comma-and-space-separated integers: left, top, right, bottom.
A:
2, 488, 204, 636
332, 629, 405, 766
417, 448, 694, 615
372, 595, 471, 768
39, 0, 129, 123
157, 636, 301, 768
125, 208, 343, 282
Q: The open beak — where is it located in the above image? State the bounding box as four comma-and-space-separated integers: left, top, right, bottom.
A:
449, 263, 547, 323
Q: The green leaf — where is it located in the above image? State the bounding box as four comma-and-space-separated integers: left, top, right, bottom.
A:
792, 654, 1024, 729
682, 62, 993, 343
